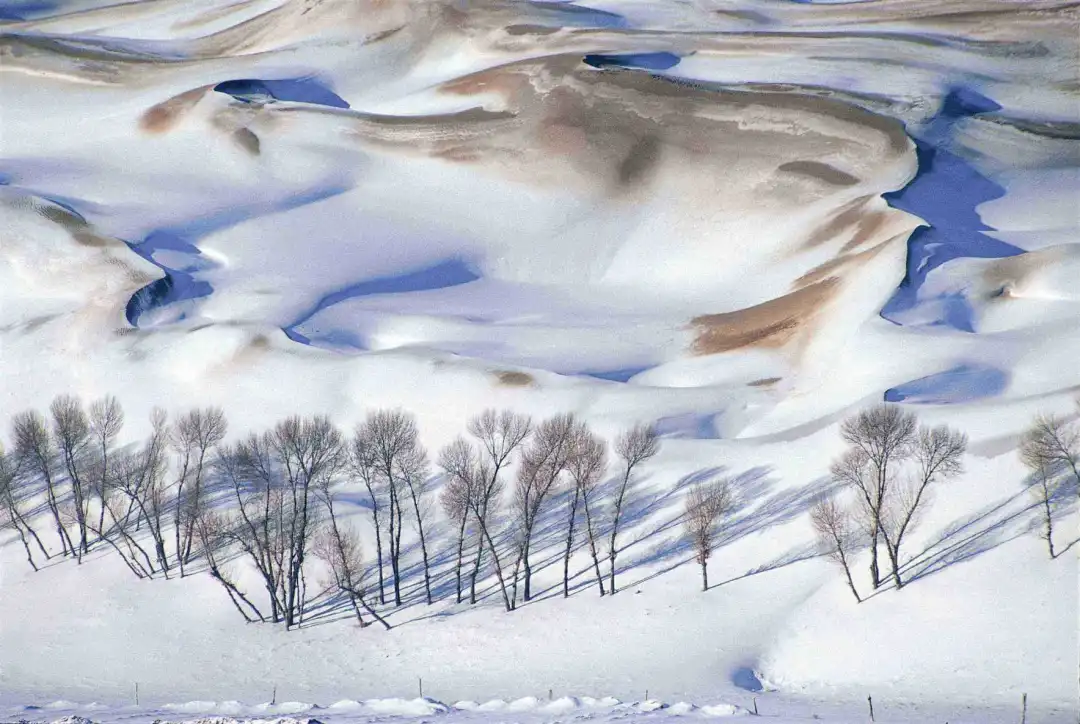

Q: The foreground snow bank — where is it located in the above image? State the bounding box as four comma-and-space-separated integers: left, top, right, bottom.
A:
10, 695, 1069, 724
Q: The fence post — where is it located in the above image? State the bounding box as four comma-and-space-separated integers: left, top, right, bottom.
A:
1021, 692, 1027, 724
867, 695, 874, 722
753, 697, 758, 716
419, 677, 423, 699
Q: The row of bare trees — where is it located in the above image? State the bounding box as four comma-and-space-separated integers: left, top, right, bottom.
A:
1, 396, 681, 626
0, 395, 225, 580
14, 396, 1053, 623
437, 411, 661, 611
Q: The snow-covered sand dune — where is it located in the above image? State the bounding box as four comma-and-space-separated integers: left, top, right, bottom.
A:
0, 1, 1076, 721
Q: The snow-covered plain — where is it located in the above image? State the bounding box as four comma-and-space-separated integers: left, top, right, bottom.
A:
0, 0, 1078, 722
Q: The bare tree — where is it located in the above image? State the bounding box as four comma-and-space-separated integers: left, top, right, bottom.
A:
837, 404, 917, 588
219, 434, 286, 622
272, 415, 344, 627
880, 425, 967, 588
89, 395, 124, 539
1030, 463, 1061, 559
465, 409, 531, 606
1021, 411, 1080, 501
684, 478, 733, 591
349, 428, 386, 605
114, 408, 172, 577
0, 443, 48, 570
1019, 415, 1076, 559
220, 415, 344, 627
810, 494, 862, 602
98, 478, 156, 579
439, 435, 513, 611
439, 452, 471, 604
400, 439, 434, 605
171, 406, 228, 575
563, 422, 607, 597
361, 409, 425, 607
50, 395, 93, 559
13, 409, 75, 556
608, 423, 659, 594
511, 413, 576, 606
193, 509, 264, 622
314, 476, 389, 629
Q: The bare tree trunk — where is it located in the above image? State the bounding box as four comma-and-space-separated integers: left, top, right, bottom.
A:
9, 520, 39, 571
417, 518, 432, 605
406, 481, 433, 605
701, 561, 708, 592
510, 544, 522, 610
390, 486, 403, 606
470, 530, 484, 604
839, 550, 861, 603
367, 486, 386, 605
523, 536, 533, 602
583, 496, 605, 595
475, 518, 512, 612
454, 513, 467, 603
562, 486, 580, 597
1042, 488, 1056, 559
351, 589, 391, 630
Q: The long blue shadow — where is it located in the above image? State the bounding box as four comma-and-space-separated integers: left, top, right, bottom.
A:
526, 1, 627, 29
579, 366, 652, 383
654, 412, 719, 440
884, 363, 1009, 404
214, 78, 350, 108
583, 52, 681, 71
881, 87, 1024, 329
125, 180, 352, 326
0, 1, 59, 21
283, 259, 481, 346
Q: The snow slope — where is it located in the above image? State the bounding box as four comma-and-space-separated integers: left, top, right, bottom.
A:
0, 0, 1077, 721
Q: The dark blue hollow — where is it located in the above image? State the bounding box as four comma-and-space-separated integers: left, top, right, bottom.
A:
213, 78, 350, 109
880, 87, 1023, 329
583, 52, 682, 71
0, 1, 59, 20
580, 366, 652, 383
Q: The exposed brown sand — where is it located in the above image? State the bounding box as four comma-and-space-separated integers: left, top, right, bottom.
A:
495, 370, 535, 387
689, 277, 840, 356
140, 86, 210, 133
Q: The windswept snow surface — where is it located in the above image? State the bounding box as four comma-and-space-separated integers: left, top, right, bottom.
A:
0, 0, 1077, 721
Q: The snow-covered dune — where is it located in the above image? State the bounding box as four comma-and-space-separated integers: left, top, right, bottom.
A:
0, 1, 1076, 721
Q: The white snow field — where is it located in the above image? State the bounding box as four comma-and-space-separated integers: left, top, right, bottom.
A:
0, 0, 1078, 722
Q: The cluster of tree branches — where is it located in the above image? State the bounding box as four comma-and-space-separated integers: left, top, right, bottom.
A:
14, 396, 1049, 625
1017, 399, 1079, 559
2, 397, 703, 627
811, 404, 968, 601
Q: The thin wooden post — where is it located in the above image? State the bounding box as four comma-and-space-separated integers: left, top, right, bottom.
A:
134, 682, 139, 707
419, 677, 423, 699
867, 695, 874, 722
752, 697, 758, 716
271, 685, 277, 705
1020, 692, 1027, 724
548, 689, 553, 701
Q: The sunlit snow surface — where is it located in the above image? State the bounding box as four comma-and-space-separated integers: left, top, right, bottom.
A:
4, 697, 1073, 724
0, 0, 1077, 719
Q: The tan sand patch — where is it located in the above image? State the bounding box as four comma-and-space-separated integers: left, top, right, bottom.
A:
690, 277, 840, 355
